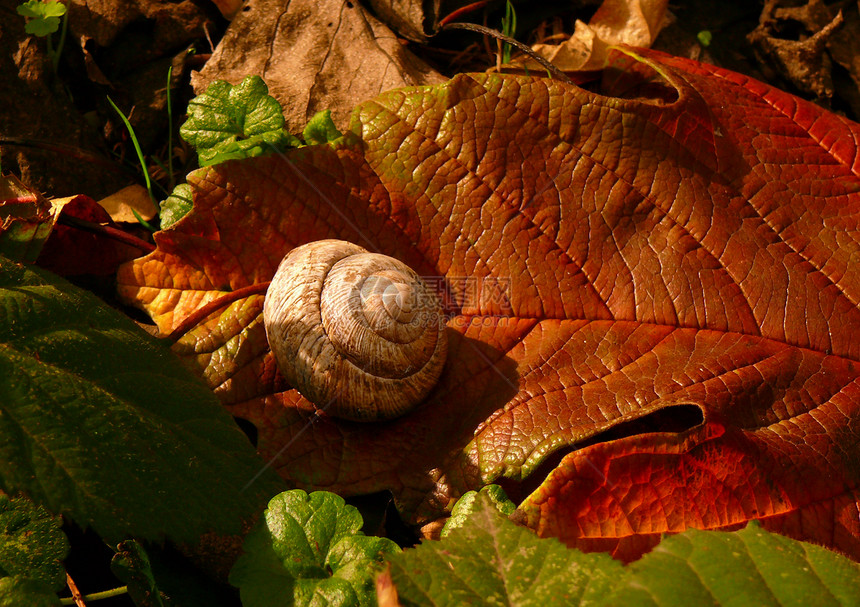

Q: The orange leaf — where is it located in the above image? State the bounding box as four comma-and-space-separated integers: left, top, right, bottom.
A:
118, 47, 860, 561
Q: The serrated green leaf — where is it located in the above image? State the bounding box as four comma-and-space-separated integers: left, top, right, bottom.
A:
180, 76, 300, 167
230, 490, 400, 607
388, 493, 618, 606
0, 256, 284, 542
0, 494, 68, 591
302, 110, 343, 146
159, 183, 193, 229
0, 575, 60, 607
441, 485, 515, 538
607, 523, 860, 606
111, 540, 170, 607
389, 494, 860, 606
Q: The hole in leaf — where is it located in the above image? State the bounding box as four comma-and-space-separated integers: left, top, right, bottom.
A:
346, 491, 419, 548
233, 416, 258, 447
577, 403, 705, 447
498, 404, 704, 504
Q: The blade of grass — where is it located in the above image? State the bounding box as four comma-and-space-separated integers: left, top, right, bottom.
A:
131, 208, 157, 233
501, 1, 516, 64
166, 65, 175, 190
51, 8, 69, 73
107, 96, 156, 210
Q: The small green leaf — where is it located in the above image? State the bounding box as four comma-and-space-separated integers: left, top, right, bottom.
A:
0, 575, 60, 607
111, 541, 170, 607
389, 493, 860, 606
23, 17, 60, 37
697, 30, 713, 47
180, 76, 300, 167
17, 0, 65, 37
0, 494, 68, 591
16, 0, 66, 18
230, 490, 400, 607
0, 256, 284, 542
389, 492, 618, 606
302, 110, 343, 146
441, 485, 515, 537
159, 183, 193, 229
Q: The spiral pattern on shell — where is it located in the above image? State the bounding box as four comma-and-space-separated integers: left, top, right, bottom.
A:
263, 240, 448, 421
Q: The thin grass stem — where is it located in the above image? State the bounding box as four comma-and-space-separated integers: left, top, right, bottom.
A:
107, 96, 156, 206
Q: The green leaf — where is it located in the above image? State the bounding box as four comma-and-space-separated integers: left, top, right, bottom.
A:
389, 493, 860, 606
302, 110, 343, 146
230, 490, 400, 607
388, 493, 618, 606
16, 0, 65, 37
180, 76, 300, 167
441, 485, 515, 538
111, 540, 170, 607
609, 523, 860, 606
16, 0, 66, 18
159, 183, 193, 229
0, 256, 283, 542
0, 575, 60, 607
0, 494, 68, 591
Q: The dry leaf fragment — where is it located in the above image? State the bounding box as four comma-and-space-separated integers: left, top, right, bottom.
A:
211, 0, 243, 20
366, 0, 438, 41
748, 0, 844, 100
190, 0, 445, 133
97, 185, 157, 223
527, 0, 668, 73
0, 174, 60, 263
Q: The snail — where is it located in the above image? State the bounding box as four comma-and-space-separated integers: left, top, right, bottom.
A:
263, 240, 448, 422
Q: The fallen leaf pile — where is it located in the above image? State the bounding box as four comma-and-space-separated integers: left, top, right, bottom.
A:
118, 47, 860, 561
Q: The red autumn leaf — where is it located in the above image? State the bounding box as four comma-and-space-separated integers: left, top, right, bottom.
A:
0, 174, 58, 263
37, 194, 137, 276
117, 47, 860, 561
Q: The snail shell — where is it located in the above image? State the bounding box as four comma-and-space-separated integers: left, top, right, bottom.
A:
263, 240, 448, 422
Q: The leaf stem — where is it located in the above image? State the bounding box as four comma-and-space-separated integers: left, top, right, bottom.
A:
438, 1, 491, 28
60, 585, 129, 605
168, 281, 271, 342
52, 7, 69, 73
63, 572, 83, 607
58, 214, 156, 253
441, 22, 574, 85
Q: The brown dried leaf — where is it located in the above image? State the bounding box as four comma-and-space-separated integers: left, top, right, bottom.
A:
527, 0, 668, 73
97, 185, 157, 224
190, 0, 445, 134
